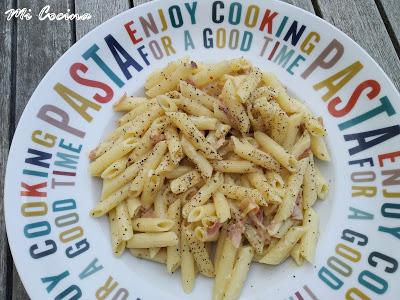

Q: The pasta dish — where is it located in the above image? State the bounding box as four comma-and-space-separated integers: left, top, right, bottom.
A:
89, 58, 330, 300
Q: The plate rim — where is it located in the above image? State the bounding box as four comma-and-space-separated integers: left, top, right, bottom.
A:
4, 0, 400, 298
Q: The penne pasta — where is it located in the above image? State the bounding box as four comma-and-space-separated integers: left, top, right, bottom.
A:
315, 165, 329, 199
101, 155, 129, 179
170, 170, 201, 194
182, 172, 223, 217
181, 136, 213, 178
254, 131, 298, 172
127, 232, 178, 248
187, 203, 216, 222
109, 209, 126, 256
220, 79, 250, 133
180, 223, 196, 293
212, 160, 259, 173
311, 134, 331, 161
220, 183, 267, 206
213, 192, 231, 223
231, 137, 280, 171
260, 226, 307, 265
180, 80, 215, 110
126, 196, 141, 218
130, 248, 167, 264
213, 236, 238, 300
222, 246, 254, 300
270, 158, 309, 233
90, 137, 137, 176
91, 183, 131, 217
115, 202, 134, 241
300, 208, 319, 263
113, 93, 147, 112
183, 226, 215, 277
236, 67, 262, 103
246, 172, 282, 204
167, 199, 181, 273
303, 155, 318, 209
90, 58, 331, 298
168, 112, 221, 160
132, 218, 174, 232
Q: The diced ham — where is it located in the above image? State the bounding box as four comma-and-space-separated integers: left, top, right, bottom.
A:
202, 82, 223, 97
298, 147, 312, 160
89, 147, 98, 161
227, 221, 245, 248
292, 192, 303, 220
249, 210, 264, 230
248, 211, 269, 242
239, 199, 259, 217
139, 207, 156, 218
185, 78, 196, 87
150, 132, 166, 145
190, 61, 198, 69
207, 221, 221, 236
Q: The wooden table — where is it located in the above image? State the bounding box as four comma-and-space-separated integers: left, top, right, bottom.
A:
1, 0, 399, 298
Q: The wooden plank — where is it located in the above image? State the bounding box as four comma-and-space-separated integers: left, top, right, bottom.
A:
0, 0, 14, 298
376, 0, 400, 45
316, 0, 400, 91
75, 0, 131, 40
12, 1, 74, 299
132, 0, 152, 6
280, 0, 315, 13
14, 0, 74, 123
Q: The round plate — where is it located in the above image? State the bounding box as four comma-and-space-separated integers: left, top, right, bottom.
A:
5, 0, 400, 299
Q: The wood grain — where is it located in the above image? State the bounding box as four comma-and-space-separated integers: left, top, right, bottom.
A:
132, 0, 152, 6
280, 0, 315, 13
14, 0, 74, 123
316, 0, 400, 91
12, 1, 74, 299
75, 0, 131, 40
377, 0, 400, 49
0, 0, 14, 298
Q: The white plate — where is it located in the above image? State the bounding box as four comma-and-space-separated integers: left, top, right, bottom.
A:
5, 0, 400, 299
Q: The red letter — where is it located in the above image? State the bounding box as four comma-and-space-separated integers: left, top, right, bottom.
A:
21, 182, 47, 197
378, 151, 400, 167
124, 21, 143, 45
259, 9, 278, 34
70, 63, 114, 104
328, 80, 381, 117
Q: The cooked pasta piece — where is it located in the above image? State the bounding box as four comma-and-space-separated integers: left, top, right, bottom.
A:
167, 199, 181, 273
269, 158, 309, 233
113, 93, 147, 112
168, 111, 221, 160
182, 172, 223, 217
181, 137, 213, 178
260, 226, 307, 265
127, 232, 178, 248
183, 226, 215, 277
222, 246, 254, 300
130, 248, 167, 264
109, 209, 126, 256
300, 208, 319, 263
170, 170, 201, 194
231, 137, 280, 171
181, 223, 196, 293
254, 131, 298, 172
